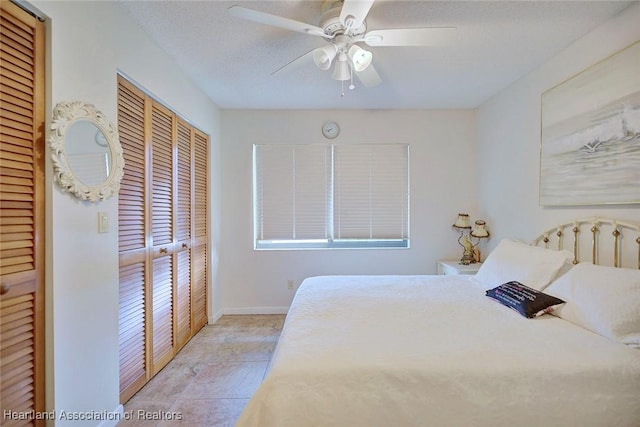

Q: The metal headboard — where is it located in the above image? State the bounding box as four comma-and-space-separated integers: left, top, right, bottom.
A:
531, 217, 640, 269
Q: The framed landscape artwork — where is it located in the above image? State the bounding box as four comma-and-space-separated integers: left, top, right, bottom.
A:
540, 40, 640, 206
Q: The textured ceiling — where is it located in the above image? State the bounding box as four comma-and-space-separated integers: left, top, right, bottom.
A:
119, 1, 632, 109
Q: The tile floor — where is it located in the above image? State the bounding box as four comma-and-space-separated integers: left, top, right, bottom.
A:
119, 314, 286, 427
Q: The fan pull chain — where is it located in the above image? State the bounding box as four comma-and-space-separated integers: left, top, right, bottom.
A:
349, 64, 355, 91
340, 63, 356, 98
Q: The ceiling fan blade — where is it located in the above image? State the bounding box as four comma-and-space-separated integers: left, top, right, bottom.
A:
354, 63, 382, 88
363, 27, 457, 47
271, 50, 315, 77
340, 0, 375, 31
228, 5, 328, 38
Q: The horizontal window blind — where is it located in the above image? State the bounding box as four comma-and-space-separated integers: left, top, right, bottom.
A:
254, 143, 409, 249
254, 144, 331, 242
334, 144, 409, 241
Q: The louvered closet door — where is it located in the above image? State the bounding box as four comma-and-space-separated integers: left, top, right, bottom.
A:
117, 75, 209, 403
174, 120, 192, 349
117, 76, 149, 403
0, 2, 45, 424
191, 130, 208, 330
150, 102, 175, 373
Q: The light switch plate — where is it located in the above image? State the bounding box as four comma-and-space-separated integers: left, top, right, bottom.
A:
98, 212, 109, 233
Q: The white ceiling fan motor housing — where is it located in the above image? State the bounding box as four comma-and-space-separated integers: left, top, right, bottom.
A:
319, 0, 367, 37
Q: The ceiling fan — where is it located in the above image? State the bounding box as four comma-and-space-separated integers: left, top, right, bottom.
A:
228, 0, 457, 93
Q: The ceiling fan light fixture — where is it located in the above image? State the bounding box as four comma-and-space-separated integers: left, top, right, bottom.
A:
229, 2, 461, 94
347, 45, 373, 72
332, 53, 351, 81
312, 45, 337, 71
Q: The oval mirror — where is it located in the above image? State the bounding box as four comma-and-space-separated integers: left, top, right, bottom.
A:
49, 101, 124, 202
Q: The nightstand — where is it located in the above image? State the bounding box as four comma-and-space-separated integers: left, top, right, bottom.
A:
436, 260, 482, 275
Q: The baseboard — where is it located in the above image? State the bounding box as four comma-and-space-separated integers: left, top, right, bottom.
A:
223, 306, 289, 315
207, 307, 289, 324
96, 404, 123, 427
208, 309, 223, 325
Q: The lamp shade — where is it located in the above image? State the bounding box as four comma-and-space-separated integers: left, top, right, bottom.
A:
452, 213, 471, 229
332, 53, 351, 81
313, 45, 337, 71
347, 45, 373, 72
470, 220, 489, 238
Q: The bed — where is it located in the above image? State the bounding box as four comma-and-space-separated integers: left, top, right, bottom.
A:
236, 217, 640, 427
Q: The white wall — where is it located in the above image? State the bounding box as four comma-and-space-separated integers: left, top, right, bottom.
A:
28, 1, 221, 425
220, 109, 477, 313
476, 2, 640, 247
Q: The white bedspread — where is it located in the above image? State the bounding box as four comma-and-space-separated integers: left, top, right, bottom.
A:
236, 275, 640, 427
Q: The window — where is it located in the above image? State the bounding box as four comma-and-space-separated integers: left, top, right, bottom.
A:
254, 143, 409, 249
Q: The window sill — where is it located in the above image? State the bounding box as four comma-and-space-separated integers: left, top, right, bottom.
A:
254, 239, 410, 250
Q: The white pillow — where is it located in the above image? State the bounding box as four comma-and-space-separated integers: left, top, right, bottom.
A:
545, 262, 640, 348
474, 239, 572, 291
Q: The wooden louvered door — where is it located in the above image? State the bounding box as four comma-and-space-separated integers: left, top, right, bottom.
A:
192, 130, 208, 331
174, 120, 192, 350
149, 102, 175, 374
0, 1, 45, 424
117, 76, 149, 403
117, 76, 209, 402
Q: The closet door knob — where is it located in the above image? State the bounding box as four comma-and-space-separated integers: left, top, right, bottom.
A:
159, 247, 168, 254
182, 243, 188, 249
0, 284, 9, 295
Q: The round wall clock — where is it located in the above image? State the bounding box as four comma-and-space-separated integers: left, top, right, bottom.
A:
322, 121, 340, 139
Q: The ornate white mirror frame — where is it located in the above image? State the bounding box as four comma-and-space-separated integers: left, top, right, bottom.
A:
49, 101, 124, 202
